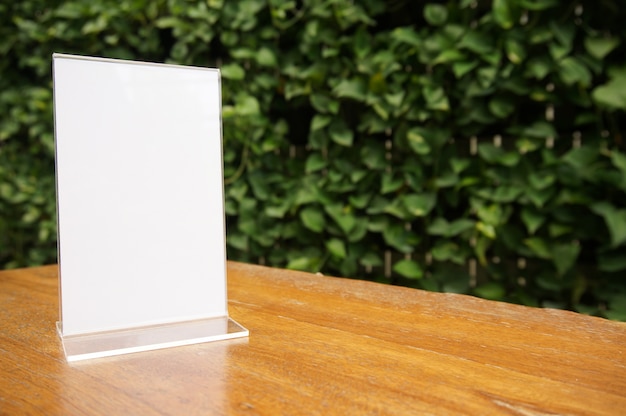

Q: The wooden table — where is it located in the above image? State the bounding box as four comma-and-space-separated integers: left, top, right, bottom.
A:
1, 263, 625, 415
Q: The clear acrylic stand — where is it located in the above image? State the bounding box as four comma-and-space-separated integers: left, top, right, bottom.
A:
57, 318, 248, 362
53, 54, 248, 362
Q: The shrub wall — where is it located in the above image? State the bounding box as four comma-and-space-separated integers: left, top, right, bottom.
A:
1, 0, 626, 319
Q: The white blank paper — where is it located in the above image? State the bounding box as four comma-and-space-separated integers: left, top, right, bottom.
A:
53, 54, 228, 336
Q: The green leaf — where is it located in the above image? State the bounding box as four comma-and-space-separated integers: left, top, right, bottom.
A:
427, 217, 474, 237
407, 126, 449, 154
423, 86, 450, 111
598, 250, 626, 272
352, 26, 371, 59
385, 91, 405, 107
559, 57, 591, 87
310, 94, 340, 114
221, 63, 245, 80
474, 282, 506, 300
458, 31, 493, 54
403, 193, 436, 217
433, 49, 466, 65
453, 61, 479, 78
350, 169, 367, 183
526, 186, 555, 206
591, 202, 626, 247
478, 66, 498, 89
474, 200, 510, 226
248, 174, 270, 200
492, 0, 518, 30
477, 186, 523, 203
310, 114, 332, 131
521, 206, 545, 234
434, 266, 471, 293
562, 146, 599, 170
584, 37, 620, 60
432, 241, 467, 265
349, 193, 371, 209
593, 85, 626, 109
361, 142, 386, 170
551, 242, 580, 276
305, 153, 326, 173
227, 231, 248, 251
326, 238, 347, 259
347, 219, 368, 243
516, 138, 542, 153
476, 221, 496, 239
524, 237, 552, 259
605, 310, 626, 321
366, 214, 388, 232
82, 16, 108, 34
448, 219, 475, 236
407, 128, 431, 155
434, 171, 459, 188
477, 143, 503, 163
372, 102, 389, 120
266, 202, 290, 218
450, 157, 471, 174
220, 31, 239, 48
533, 87, 555, 101
300, 207, 325, 233
519, 0, 558, 10
427, 218, 450, 236
478, 143, 520, 166
550, 20, 575, 49
284, 82, 310, 100
383, 224, 420, 253
525, 56, 552, 79
230, 48, 255, 59
393, 259, 423, 279
458, 176, 481, 188
505, 38, 526, 64
325, 204, 356, 234
488, 96, 515, 118
328, 121, 354, 147
287, 257, 319, 271
519, 121, 557, 139
611, 151, 626, 174
555, 189, 592, 205
381, 173, 403, 194
256, 47, 277, 66
391, 27, 422, 47
235, 94, 261, 116
383, 198, 410, 220
368, 72, 387, 95
360, 253, 383, 268
528, 171, 556, 190
333, 78, 367, 101
592, 66, 626, 110
423, 4, 448, 26
22, 206, 40, 224
537, 274, 566, 291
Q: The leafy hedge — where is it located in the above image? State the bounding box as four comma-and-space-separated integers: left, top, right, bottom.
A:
2, 0, 626, 319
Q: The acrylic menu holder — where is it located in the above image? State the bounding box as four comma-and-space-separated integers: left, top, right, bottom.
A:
52, 54, 248, 362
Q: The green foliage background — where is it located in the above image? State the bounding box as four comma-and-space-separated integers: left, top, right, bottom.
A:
2, 0, 626, 319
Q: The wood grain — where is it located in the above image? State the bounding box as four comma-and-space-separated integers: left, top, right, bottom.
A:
1, 263, 625, 415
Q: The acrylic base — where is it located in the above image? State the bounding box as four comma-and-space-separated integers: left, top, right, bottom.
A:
57, 317, 248, 362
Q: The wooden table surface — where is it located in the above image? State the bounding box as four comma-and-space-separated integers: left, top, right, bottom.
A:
1, 263, 625, 415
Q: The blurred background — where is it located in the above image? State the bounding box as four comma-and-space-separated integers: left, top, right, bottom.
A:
1, 0, 626, 319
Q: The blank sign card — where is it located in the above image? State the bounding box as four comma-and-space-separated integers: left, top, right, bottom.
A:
53, 54, 247, 361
